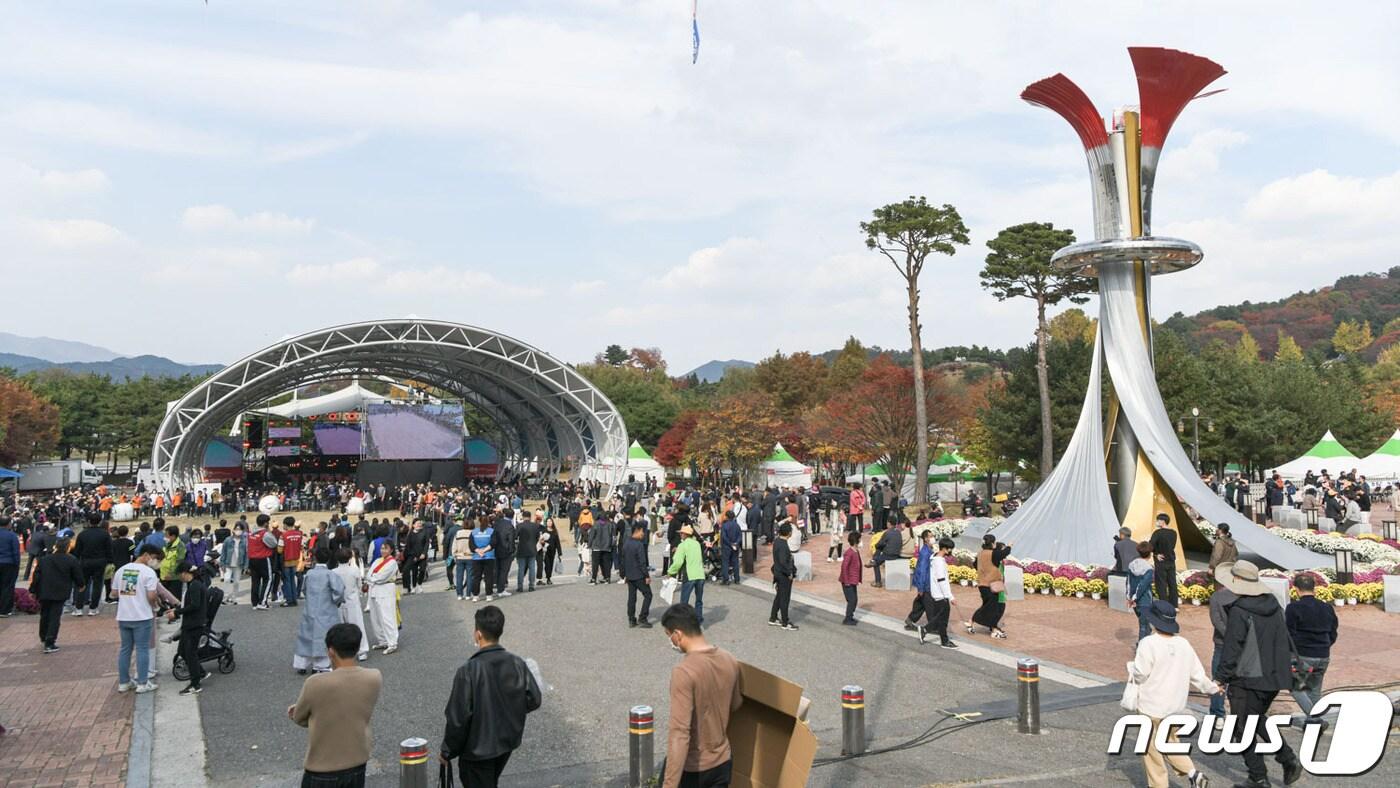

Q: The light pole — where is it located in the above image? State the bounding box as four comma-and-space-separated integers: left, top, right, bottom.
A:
1176, 408, 1213, 473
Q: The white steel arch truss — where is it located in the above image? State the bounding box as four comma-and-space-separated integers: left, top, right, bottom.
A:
151, 320, 628, 490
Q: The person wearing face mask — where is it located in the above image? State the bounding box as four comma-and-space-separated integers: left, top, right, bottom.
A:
661, 603, 743, 788
440, 605, 542, 788
111, 544, 165, 693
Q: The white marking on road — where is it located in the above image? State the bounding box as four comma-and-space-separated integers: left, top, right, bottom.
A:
151, 621, 211, 787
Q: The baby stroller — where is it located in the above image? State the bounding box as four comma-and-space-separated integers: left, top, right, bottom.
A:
701, 534, 726, 582
172, 579, 236, 680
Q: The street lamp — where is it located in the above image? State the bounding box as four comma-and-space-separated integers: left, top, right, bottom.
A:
1334, 545, 1355, 584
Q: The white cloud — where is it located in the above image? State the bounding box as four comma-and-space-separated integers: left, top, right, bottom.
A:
1243, 169, 1400, 229
2, 161, 110, 195
285, 257, 381, 283
381, 266, 542, 298
2, 99, 240, 156
569, 279, 606, 295
263, 130, 372, 163
21, 218, 128, 249
183, 204, 316, 234
1160, 129, 1249, 181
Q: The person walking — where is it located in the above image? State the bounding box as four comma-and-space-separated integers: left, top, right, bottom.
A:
1128, 542, 1156, 641
22, 521, 54, 582
492, 512, 516, 598
839, 531, 862, 625
719, 509, 741, 586
1214, 560, 1305, 788
661, 603, 743, 788
331, 548, 370, 662
539, 518, 561, 586
1127, 600, 1217, 788
1206, 563, 1239, 726
288, 623, 383, 788
279, 519, 304, 607
1286, 572, 1338, 728
220, 522, 248, 604
248, 514, 277, 610
622, 522, 653, 628
451, 521, 475, 600
966, 534, 1011, 639
668, 525, 707, 626
29, 535, 83, 653
72, 512, 113, 617
365, 541, 400, 655
768, 523, 798, 631
0, 516, 24, 617
911, 532, 958, 648
470, 517, 496, 603
846, 483, 865, 533
588, 512, 615, 586
440, 605, 542, 788
294, 548, 347, 674
112, 544, 164, 693
515, 513, 540, 593
168, 562, 208, 695
1150, 513, 1179, 607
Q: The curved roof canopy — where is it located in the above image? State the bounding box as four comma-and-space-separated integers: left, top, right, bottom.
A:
151, 320, 627, 490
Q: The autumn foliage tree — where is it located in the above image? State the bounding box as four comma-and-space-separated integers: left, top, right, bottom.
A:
653, 411, 699, 468
0, 376, 61, 466
684, 393, 782, 483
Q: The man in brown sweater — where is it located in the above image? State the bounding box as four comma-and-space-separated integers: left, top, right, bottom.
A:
662, 603, 743, 788
288, 623, 383, 787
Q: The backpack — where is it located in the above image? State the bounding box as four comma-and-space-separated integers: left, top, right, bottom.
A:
12, 587, 40, 615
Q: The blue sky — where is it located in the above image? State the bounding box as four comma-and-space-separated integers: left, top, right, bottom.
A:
4, 1, 1399, 372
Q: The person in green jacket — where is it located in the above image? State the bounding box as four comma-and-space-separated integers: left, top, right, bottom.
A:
667, 525, 706, 625
159, 526, 187, 598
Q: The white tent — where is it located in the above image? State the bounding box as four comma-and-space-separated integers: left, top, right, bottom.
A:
761, 443, 813, 488
257, 382, 390, 419
1357, 430, 1400, 481
624, 441, 665, 484
1273, 430, 1361, 480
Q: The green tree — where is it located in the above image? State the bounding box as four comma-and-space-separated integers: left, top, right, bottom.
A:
979, 222, 1090, 478
575, 363, 681, 447
1048, 308, 1095, 345
828, 337, 869, 392
1332, 320, 1373, 355
861, 196, 969, 503
599, 344, 629, 366
753, 351, 830, 418
1234, 332, 1261, 365
979, 334, 1094, 482
1274, 332, 1305, 364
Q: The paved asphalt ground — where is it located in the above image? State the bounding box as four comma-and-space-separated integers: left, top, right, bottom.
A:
190, 550, 1398, 787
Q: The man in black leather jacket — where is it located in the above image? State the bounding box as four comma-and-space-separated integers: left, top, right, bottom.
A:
440, 606, 541, 787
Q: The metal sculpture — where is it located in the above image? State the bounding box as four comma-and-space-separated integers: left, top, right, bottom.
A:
996, 48, 1321, 569
150, 319, 629, 491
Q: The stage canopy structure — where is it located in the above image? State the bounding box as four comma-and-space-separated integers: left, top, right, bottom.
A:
1273, 431, 1361, 480
151, 320, 628, 490
761, 443, 813, 488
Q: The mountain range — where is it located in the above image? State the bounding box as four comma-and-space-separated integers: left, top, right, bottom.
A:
684, 359, 756, 383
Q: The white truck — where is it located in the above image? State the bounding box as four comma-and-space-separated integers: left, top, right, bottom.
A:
17, 459, 103, 491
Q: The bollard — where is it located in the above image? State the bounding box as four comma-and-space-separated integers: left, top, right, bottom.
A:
628, 705, 655, 787
840, 685, 867, 756
742, 530, 756, 574
1016, 659, 1041, 734
399, 737, 429, 788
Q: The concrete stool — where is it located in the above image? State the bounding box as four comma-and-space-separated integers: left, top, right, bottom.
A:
1002, 565, 1024, 602
884, 559, 912, 592
794, 551, 813, 582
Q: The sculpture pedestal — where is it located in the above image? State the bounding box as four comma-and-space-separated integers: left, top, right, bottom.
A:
1261, 576, 1291, 609
1003, 565, 1024, 602
1384, 576, 1400, 614
1108, 574, 1131, 613
794, 551, 813, 582
884, 560, 911, 592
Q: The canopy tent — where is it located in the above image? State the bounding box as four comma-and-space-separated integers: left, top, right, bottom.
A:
623, 440, 665, 484
1357, 430, 1400, 481
761, 443, 813, 488
0, 467, 21, 478
253, 382, 392, 420
1273, 431, 1361, 480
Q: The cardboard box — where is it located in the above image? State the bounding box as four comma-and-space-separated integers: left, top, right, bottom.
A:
728, 662, 818, 788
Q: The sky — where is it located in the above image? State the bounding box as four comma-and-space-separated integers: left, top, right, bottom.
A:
3, 1, 1400, 373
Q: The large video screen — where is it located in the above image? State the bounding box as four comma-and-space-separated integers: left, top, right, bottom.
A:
313, 424, 362, 456
362, 402, 464, 460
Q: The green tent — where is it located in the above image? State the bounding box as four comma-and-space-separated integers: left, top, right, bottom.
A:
766, 443, 799, 463
628, 440, 653, 461
1274, 430, 1360, 478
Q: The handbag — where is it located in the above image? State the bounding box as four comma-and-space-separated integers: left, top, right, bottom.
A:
989, 579, 1006, 594
440, 760, 455, 788
1120, 661, 1139, 712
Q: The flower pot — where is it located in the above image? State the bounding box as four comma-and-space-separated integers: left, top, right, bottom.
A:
1091, 593, 1101, 600
1347, 598, 1358, 605
1333, 599, 1346, 607
1053, 589, 1063, 596
1038, 588, 1049, 595
960, 579, 971, 587
1074, 592, 1085, 598
1190, 599, 1201, 606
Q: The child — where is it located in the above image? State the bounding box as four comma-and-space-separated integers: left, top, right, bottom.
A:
839, 531, 862, 625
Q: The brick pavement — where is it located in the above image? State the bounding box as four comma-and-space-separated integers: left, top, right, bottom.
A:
0, 610, 131, 788
753, 530, 1400, 706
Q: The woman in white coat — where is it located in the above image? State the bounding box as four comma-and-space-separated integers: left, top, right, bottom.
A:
364, 540, 400, 655
331, 547, 370, 661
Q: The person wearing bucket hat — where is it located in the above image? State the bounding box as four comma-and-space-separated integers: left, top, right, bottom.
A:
667, 524, 707, 626
1128, 599, 1217, 788
1214, 560, 1305, 787
1206, 563, 1240, 723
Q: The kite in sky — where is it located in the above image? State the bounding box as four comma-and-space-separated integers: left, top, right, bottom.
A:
692, 1, 700, 64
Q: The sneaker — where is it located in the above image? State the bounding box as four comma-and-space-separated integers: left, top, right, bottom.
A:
179, 685, 203, 695
383, 645, 397, 655
629, 621, 638, 628
485, 595, 494, 602
638, 620, 653, 629
528, 586, 535, 592
940, 640, 959, 650
768, 619, 781, 627
43, 645, 59, 654
87, 609, 98, 616
781, 623, 799, 632
918, 625, 927, 644
469, 596, 478, 602
1283, 759, 1304, 785
841, 619, 857, 626
500, 590, 512, 597
903, 620, 917, 631
135, 682, 158, 694
71, 609, 84, 617
617, 578, 627, 585
1188, 772, 1209, 788
588, 580, 596, 585
826, 558, 834, 563
116, 682, 135, 693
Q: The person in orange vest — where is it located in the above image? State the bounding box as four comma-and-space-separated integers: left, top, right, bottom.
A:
99, 495, 114, 522
172, 491, 184, 516
153, 493, 165, 514
195, 492, 206, 515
